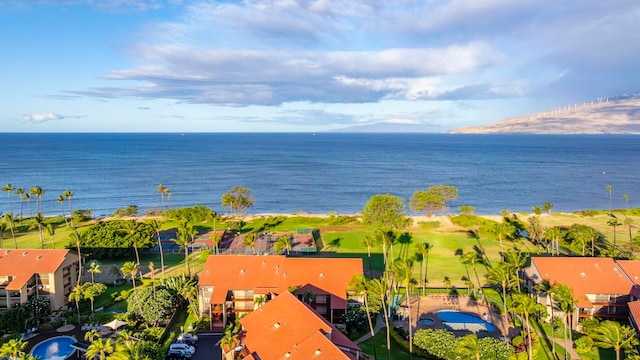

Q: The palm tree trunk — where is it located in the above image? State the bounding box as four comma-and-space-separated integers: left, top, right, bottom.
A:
406, 285, 413, 358
363, 296, 377, 360
380, 294, 391, 360
525, 314, 533, 360
502, 284, 509, 345
549, 295, 556, 355
156, 230, 165, 278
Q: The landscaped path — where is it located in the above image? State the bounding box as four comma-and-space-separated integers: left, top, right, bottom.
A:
354, 314, 386, 344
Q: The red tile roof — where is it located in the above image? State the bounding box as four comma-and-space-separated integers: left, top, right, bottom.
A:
199, 255, 362, 309
240, 291, 357, 360
615, 260, 640, 285
628, 300, 640, 329
0, 249, 74, 290
529, 257, 634, 307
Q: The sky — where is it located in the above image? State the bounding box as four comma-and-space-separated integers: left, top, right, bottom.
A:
1, 0, 639, 133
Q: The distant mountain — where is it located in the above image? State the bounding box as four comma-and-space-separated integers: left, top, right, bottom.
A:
449, 98, 640, 134
328, 122, 442, 133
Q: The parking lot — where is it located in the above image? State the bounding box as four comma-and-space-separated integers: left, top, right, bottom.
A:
186, 333, 222, 360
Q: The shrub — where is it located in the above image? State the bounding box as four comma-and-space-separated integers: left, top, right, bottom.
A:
112, 205, 139, 217
575, 336, 594, 353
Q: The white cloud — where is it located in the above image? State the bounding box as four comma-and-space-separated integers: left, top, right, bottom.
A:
22, 113, 63, 123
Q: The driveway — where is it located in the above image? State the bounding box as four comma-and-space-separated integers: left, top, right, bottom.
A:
191, 333, 222, 360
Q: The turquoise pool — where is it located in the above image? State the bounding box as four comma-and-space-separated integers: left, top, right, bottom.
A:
437, 310, 496, 332
30, 335, 76, 360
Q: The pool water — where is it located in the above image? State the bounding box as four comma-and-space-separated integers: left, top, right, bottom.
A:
437, 310, 496, 332
30, 336, 76, 360
418, 317, 435, 325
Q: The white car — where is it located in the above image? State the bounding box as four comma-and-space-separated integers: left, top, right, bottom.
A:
169, 343, 196, 355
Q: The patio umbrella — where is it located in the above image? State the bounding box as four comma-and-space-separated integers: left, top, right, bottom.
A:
103, 319, 128, 330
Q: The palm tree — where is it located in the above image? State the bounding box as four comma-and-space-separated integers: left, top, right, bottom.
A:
347, 274, 378, 360
608, 218, 620, 257
503, 249, 526, 293
624, 217, 634, 253
63, 190, 74, 227
552, 283, 579, 360
243, 233, 257, 254
2, 184, 14, 214
393, 258, 416, 357
22, 193, 31, 218
147, 220, 165, 278
512, 293, 545, 360
274, 234, 293, 256
69, 230, 84, 286
461, 251, 482, 296
360, 234, 379, 278
534, 279, 557, 355
456, 333, 481, 360
4, 213, 17, 248
82, 282, 107, 315
13, 188, 24, 219
374, 227, 394, 270
174, 221, 195, 276
29, 186, 45, 215
211, 232, 221, 255
87, 260, 101, 283
0, 222, 6, 248
414, 241, 432, 295
44, 222, 56, 249
368, 277, 391, 360
592, 320, 639, 360
542, 201, 553, 215
486, 262, 513, 343
86, 337, 114, 360
148, 261, 156, 299
544, 226, 562, 256
33, 213, 45, 248
69, 285, 83, 322
606, 184, 612, 214
121, 261, 139, 289
491, 221, 511, 250
622, 194, 629, 213
110, 339, 149, 360
56, 194, 69, 227
157, 184, 166, 210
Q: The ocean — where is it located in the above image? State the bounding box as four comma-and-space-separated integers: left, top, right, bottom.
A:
1, 133, 639, 217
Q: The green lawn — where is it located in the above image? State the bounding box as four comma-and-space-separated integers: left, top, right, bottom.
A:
358, 329, 414, 360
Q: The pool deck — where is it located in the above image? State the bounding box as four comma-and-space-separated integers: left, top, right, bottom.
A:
393, 294, 516, 339
25, 325, 83, 360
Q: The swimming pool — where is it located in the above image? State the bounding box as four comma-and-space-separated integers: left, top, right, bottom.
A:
418, 317, 435, 325
30, 335, 76, 360
437, 310, 496, 332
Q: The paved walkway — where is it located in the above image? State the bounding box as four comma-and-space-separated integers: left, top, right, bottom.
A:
354, 314, 386, 344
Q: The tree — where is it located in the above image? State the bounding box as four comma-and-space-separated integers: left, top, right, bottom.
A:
608, 218, 620, 257
69, 285, 83, 321
0, 338, 27, 359
33, 213, 45, 249
374, 227, 395, 270
82, 282, 107, 315
393, 258, 416, 357
458, 205, 475, 215
502, 249, 526, 293
348, 275, 378, 360
148, 261, 156, 299
409, 185, 458, 216
69, 230, 84, 286
221, 186, 254, 217
157, 184, 167, 210
29, 186, 46, 215
13, 188, 24, 219
534, 279, 557, 355
243, 233, 257, 254
44, 222, 56, 249
4, 213, 17, 248
87, 260, 101, 283
2, 183, 14, 215
147, 220, 165, 278
86, 337, 114, 360
544, 226, 562, 256
606, 184, 612, 214
461, 252, 482, 297
491, 221, 513, 250
63, 190, 74, 227
624, 217, 635, 253
414, 241, 432, 294
486, 262, 514, 343
457, 333, 481, 360
368, 277, 391, 360
174, 220, 196, 276
532, 205, 542, 216
0, 222, 6, 248
552, 283, 579, 359
361, 194, 411, 231
22, 192, 31, 218
121, 261, 140, 289
542, 201, 554, 215
592, 320, 638, 360
274, 235, 293, 255
512, 293, 545, 360
526, 216, 544, 247
56, 194, 69, 227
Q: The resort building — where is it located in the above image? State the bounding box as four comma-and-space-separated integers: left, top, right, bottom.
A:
231, 291, 361, 360
0, 249, 81, 311
524, 257, 637, 328
198, 255, 363, 330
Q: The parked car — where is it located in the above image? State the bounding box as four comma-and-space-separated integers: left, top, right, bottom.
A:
177, 333, 199, 347
169, 343, 196, 356
166, 349, 192, 359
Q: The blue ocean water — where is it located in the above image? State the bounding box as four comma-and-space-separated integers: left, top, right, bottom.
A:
0, 133, 639, 217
